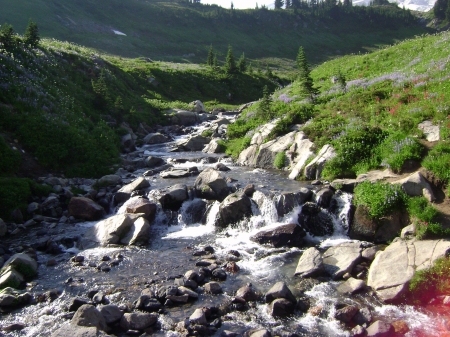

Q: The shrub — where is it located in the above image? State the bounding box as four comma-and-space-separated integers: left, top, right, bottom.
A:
0, 136, 21, 175
422, 143, 450, 182
415, 221, 450, 240
224, 137, 251, 159
201, 130, 213, 137
274, 151, 286, 169
379, 132, 423, 173
353, 181, 407, 219
407, 196, 438, 223
409, 257, 450, 303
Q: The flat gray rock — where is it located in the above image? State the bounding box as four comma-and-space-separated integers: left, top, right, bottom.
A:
294, 247, 323, 278
323, 242, 362, 280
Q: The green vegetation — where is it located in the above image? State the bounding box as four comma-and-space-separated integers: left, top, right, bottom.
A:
353, 181, 407, 219
422, 143, 450, 182
0, 136, 21, 175
274, 151, 287, 169
409, 256, 450, 303
0, 178, 52, 220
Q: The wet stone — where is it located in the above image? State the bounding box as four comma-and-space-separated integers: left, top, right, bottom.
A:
205, 282, 223, 294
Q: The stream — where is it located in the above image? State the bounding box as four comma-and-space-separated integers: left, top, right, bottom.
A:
0, 118, 442, 337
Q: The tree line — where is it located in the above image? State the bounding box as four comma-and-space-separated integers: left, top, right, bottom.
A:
0, 19, 40, 50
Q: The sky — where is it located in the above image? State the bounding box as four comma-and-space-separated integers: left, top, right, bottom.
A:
202, 0, 275, 9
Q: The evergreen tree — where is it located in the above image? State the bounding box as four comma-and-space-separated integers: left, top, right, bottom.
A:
296, 46, 319, 101
224, 45, 237, 74
213, 54, 218, 68
275, 0, 284, 9
343, 0, 351, 6
92, 70, 110, 110
335, 68, 347, 92
434, 0, 448, 19
207, 45, 214, 66
0, 23, 16, 49
24, 19, 40, 48
265, 64, 274, 79
285, 0, 292, 8
237, 52, 247, 72
259, 85, 272, 120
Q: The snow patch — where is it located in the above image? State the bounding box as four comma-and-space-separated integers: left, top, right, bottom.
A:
113, 30, 127, 36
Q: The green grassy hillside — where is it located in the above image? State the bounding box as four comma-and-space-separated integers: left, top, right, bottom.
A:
0, 0, 428, 68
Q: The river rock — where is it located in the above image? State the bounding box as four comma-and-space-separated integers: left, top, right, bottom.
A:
418, 120, 440, 142
120, 312, 158, 331
366, 320, 394, 337
250, 223, 305, 248
268, 298, 295, 317
337, 277, 366, 294
265, 281, 296, 304
304, 144, 336, 180
246, 328, 272, 337
2, 253, 38, 280
0, 267, 25, 289
274, 189, 312, 218
68, 197, 105, 221
334, 305, 359, 324
237, 144, 259, 166
120, 216, 150, 245
99, 304, 123, 324
123, 197, 157, 221
191, 100, 205, 113
177, 286, 199, 299
367, 239, 450, 302
189, 308, 207, 325
121, 133, 136, 153
71, 304, 107, 331
294, 247, 323, 278
143, 132, 170, 144
313, 187, 335, 208
51, 324, 107, 337
204, 282, 222, 294
216, 191, 252, 228
159, 184, 189, 210
160, 168, 192, 178
203, 139, 224, 154
170, 109, 200, 126
236, 284, 259, 301
251, 120, 278, 146
323, 242, 362, 280
145, 156, 165, 168
255, 131, 296, 169
392, 171, 435, 201
288, 132, 315, 180
194, 168, 229, 201
97, 174, 121, 186
114, 177, 150, 204
298, 202, 334, 237
178, 135, 210, 151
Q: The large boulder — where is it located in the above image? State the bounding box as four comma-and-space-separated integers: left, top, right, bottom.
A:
251, 121, 279, 146
123, 197, 157, 221
71, 304, 107, 331
237, 144, 259, 167
51, 324, 108, 337
114, 177, 150, 204
194, 168, 229, 201
1, 253, 38, 281
159, 184, 189, 210
81, 214, 149, 248
120, 312, 158, 331
274, 189, 312, 218
298, 202, 334, 237
216, 191, 253, 228
203, 139, 224, 154
265, 281, 296, 304
418, 120, 440, 142
254, 132, 296, 169
392, 171, 435, 202
68, 197, 105, 221
0, 267, 25, 289
323, 242, 362, 280
294, 247, 323, 278
97, 174, 121, 187
288, 132, 315, 180
304, 144, 336, 180
250, 223, 305, 248
170, 109, 200, 126
367, 239, 450, 302
178, 135, 210, 151
143, 133, 170, 144
145, 156, 165, 168
191, 100, 206, 113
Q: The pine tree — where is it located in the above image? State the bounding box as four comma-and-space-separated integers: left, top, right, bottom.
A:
285, 0, 292, 8
274, 0, 284, 9
335, 68, 347, 92
259, 85, 272, 121
0, 23, 16, 49
213, 54, 218, 68
237, 52, 247, 72
296, 46, 319, 101
92, 70, 110, 110
24, 19, 40, 48
207, 45, 214, 66
265, 64, 274, 79
224, 45, 237, 74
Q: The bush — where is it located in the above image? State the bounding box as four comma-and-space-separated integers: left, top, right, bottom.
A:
274, 151, 286, 169
201, 130, 213, 137
409, 257, 450, 303
0, 136, 21, 175
379, 132, 423, 173
415, 221, 450, 240
223, 137, 251, 159
353, 181, 407, 219
422, 143, 450, 182
407, 196, 438, 223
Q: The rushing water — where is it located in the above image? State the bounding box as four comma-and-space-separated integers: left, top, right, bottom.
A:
1, 120, 440, 336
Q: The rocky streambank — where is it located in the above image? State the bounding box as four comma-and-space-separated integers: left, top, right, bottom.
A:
0, 103, 449, 337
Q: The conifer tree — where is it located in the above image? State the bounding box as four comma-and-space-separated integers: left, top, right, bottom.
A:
207, 45, 214, 66
213, 54, 218, 68
265, 64, 274, 79
224, 45, 237, 74
24, 19, 40, 48
296, 46, 319, 101
237, 52, 247, 72
259, 85, 272, 120
92, 70, 110, 110
285, 0, 292, 8
275, 0, 284, 9
335, 68, 347, 92
0, 23, 16, 49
